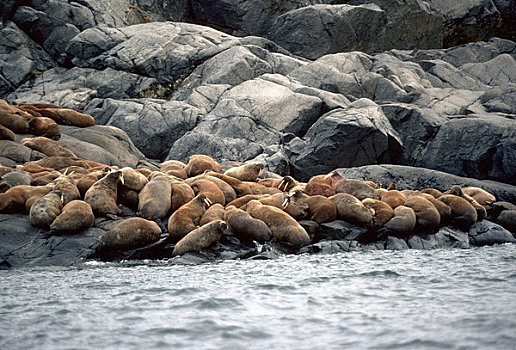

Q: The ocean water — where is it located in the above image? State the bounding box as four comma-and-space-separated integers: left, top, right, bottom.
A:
1, 244, 515, 350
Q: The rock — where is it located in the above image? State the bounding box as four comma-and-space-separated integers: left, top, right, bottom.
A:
297, 240, 351, 254
480, 84, 516, 114
407, 227, 469, 249
1, 170, 32, 187
385, 236, 409, 250
315, 220, 369, 242
427, 0, 503, 47
60, 125, 145, 168
415, 115, 516, 185
67, 22, 242, 84
0, 140, 45, 165
0, 213, 102, 267
84, 98, 201, 160
0, 22, 55, 96
380, 104, 448, 165
334, 164, 516, 203
497, 210, 516, 233
292, 99, 402, 180
469, 220, 516, 245
7, 67, 161, 110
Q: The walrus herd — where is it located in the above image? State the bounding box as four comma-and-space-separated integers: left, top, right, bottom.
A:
1, 100, 515, 259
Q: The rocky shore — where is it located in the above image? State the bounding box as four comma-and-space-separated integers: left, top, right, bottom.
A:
1, 1, 515, 268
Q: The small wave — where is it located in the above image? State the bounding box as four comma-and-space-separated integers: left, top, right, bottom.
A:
171, 287, 205, 296
375, 338, 452, 349
354, 270, 403, 277
173, 297, 244, 311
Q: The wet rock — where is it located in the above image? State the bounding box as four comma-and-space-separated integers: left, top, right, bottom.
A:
407, 227, 470, 249
297, 240, 351, 254
385, 236, 409, 250
469, 220, 516, 245
315, 220, 369, 242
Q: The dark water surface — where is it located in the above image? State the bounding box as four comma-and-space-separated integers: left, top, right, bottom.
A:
1, 245, 515, 350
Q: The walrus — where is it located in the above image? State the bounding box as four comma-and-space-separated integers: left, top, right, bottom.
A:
189, 178, 225, 205
445, 185, 487, 221
53, 173, 81, 205
0, 100, 31, 133
50, 200, 95, 234
187, 174, 237, 204
172, 220, 228, 256
246, 200, 311, 249
205, 171, 253, 197
117, 185, 139, 210
362, 198, 395, 227
27, 156, 89, 171
327, 173, 380, 200
305, 174, 336, 197
0, 164, 14, 176
76, 169, 108, 196
224, 163, 264, 181
138, 173, 171, 220
18, 163, 54, 174
30, 171, 61, 186
160, 160, 188, 179
243, 181, 282, 195
24, 184, 55, 211
0, 124, 16, 141
29, 190, 63, 229
28, 117, 61, 140
84, 170, 124, 218
404, 195, 441, 231
41, 108, 95, 127
420, 188, 444, 199
296, 193, 337, 223
97, 217, 162, 252
329, 193, 374, 226
167, 194, 211, 242
226, 194, 267, 208
171, 181, 195, 212
383, 206, 417, 236
409, 192, 452, 223
462, 186, 496, 205
379, 189, 406, 209
21, 136, 76, 158
135, 167, 153, 177
0, 185, 32, 213
438, 193, 478, 230
258, 176, 298, 192
199, 203, 226, 226
120, 167, 148, 191
224, 205, 272, 243
184, 154, 221, 177
0, 181, 10, 193
497, 210, 516, 232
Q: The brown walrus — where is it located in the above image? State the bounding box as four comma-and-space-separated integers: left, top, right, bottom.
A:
329, 193, 374, 226
246, 200, 310, 249
21, 137, 76, 158
97, 217, 162, 252
224, 205, 272, 243
167, 194, 211, 242
184, 154, 221, 177
224, 163, 264, 181
172, 220, 228, 256
84, 170, 124, 218
138, 173, 171, 220
50, 200, 95, 234
29, 190, 63, 229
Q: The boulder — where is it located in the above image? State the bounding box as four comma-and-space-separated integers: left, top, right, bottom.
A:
415, 115, 516, 185
385, 236, 409, 250
469, 220, 516, 245
407, 227, 469, 249
60, 125, 145, 168
292, 99, 402, 181
0, 22, 55, 96
83, 98, 201, 160
0, 140, 45, 165
7, 67, 161, 110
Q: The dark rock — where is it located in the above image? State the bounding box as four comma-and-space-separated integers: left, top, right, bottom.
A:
0, 213, 103, 268
0, 140, 45, 165
415, 115, 516, 185
469, 220, 516, 245
334, 164, 516, 203
292, 98, 402, 180
315, 220, 369, 241
407, 227, 469, 249
496, 210, 516, 233
1, 170, 32, 186
0, 21, 55, 96
385, 236, 409, 250
297, 240, 351, 254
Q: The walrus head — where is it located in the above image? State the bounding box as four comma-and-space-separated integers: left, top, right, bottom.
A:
446, 185, 463, 197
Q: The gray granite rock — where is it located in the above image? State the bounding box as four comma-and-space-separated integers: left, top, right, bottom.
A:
0, 140, 45, 165
415, 115, 516, 185
292, 98, 402, 180
385, 236, 409, 250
